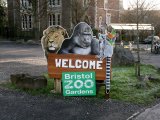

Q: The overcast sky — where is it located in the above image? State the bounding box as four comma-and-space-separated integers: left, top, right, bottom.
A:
123, 0, 160, 10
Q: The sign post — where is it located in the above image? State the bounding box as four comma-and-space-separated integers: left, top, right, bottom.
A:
62, 71, 96, 96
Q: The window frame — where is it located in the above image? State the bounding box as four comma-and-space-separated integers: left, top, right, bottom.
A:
106, 13, 111, 25
83, 0, 90, 7
48, 13, 61, 26
48, 0, 61, 7
20, 0, 32, 9
21, 14, 33, 30
104, 0, 108, 10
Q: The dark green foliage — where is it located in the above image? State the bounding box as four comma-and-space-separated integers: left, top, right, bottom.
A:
0, 4, 6, 36
0, 5, 5, 26
92, 28, 99, 38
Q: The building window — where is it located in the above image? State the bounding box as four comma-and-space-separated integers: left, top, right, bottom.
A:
104, 0, 108, 10
83, 0, 90, 7
21, 14, 32, 30
106, 13, 111, 25
49, 13, 61, 26
57, 14, 61, 25
49, 0, 55, 6
49, 14, 56, 26
49, 0, 61, 7
20, 0, 32, 8
57, 0, 60, 5
99, 16, 103, 28
28, 15, 32, 28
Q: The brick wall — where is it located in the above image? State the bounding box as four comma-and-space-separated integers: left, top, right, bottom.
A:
7, 0, 22, 38
62, 0, 72, 33
108, 0, 120, 23
39, 0, 48, 37
7, 0, 121, 39
97, 0, 106, 27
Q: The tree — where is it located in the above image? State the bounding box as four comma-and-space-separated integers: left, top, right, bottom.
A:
120, 0, 160, 77
0, 1, 6, 36
14, 0, 48, 40
29, 0, 47, 40
0, 4, 5, 26
71, 0, 90, 26
14, 0, 91, 40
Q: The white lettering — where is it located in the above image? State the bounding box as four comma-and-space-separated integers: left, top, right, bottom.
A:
65, 80, 73, 89
82, 60, 89, 69
89, 61, 96, 69
77, 75, 81, 79
84, 79, 94, 88
66, 90, 71, 94
55, 59, 103, 69
85, 74, 91, 79
74, 80, 83, 89
55, 59, 61, 67
62, 59, 68, 68
65, 74, 70, 79
68, 59, 75, 68
75, 60, 82, 68
96, 61, 103, 69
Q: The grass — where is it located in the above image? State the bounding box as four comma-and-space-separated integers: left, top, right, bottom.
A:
98, 65, 160, 105
1, 65, 160, 105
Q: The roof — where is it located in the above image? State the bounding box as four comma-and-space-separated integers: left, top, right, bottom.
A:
110, 23, 154, 30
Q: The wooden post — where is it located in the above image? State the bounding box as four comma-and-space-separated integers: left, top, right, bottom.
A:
105, 92, 110, 99
54, 78, 62, 93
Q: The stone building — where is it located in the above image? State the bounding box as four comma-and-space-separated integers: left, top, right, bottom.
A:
7, 0, 123, 39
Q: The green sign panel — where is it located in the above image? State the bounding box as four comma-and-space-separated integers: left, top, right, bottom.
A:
62, 71, 96, 96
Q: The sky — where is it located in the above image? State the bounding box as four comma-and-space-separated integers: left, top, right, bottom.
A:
123, 0, 160, 10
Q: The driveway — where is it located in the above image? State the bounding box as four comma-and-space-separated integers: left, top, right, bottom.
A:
140, 51, 160, 68
0, 41, 47, 81
132, 44, 160, 68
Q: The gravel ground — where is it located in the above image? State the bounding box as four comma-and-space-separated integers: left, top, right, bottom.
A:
0, 41, 47, 81
0, 87, 143, 120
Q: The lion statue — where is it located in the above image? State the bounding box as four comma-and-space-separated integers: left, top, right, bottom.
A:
41, 25, 68, 58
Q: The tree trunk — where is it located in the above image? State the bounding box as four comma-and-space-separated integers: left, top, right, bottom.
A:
32, 0, 40, 41
136, 0, 141, 77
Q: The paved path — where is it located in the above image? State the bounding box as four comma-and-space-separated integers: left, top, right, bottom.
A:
0, 41, 47, 81
131, 44, 160, 68
139, 51, 160, 68
134, 104, 160, 120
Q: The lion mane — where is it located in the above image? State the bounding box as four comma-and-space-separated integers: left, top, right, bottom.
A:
41, 25, 68, 58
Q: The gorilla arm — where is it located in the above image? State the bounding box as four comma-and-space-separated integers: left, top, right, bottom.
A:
57, 38, 75, 54
91, 38, 100, 55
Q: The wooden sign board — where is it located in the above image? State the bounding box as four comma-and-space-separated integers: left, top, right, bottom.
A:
48, 54, 106, 80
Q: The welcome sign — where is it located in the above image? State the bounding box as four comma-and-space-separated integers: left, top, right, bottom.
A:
62, 71, 96, 96
48, 54, 106, 80
42, 22, 115, 98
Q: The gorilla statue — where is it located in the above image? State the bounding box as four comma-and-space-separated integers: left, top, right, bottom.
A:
58, 22, 99, 55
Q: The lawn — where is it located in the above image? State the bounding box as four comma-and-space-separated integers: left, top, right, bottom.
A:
98, 65, 160, 105
1, 65, 160, 105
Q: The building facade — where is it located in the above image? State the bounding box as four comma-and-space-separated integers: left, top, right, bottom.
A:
7, 0, 123, 39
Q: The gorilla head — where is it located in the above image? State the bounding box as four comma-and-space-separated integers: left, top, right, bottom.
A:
72, 22, 93, 48
58, 22, 99, 55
